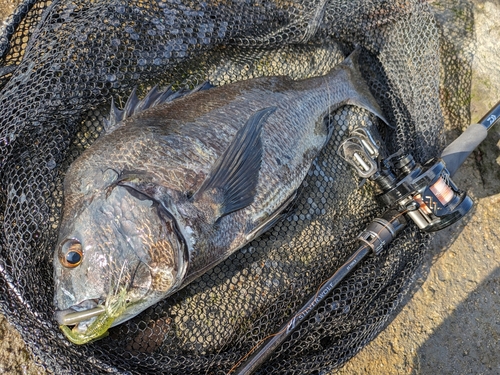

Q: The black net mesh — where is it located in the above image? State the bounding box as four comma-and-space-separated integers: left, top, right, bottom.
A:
0, 0, 474, 374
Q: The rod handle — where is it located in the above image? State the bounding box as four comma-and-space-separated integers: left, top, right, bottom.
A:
441, 123, 488, 177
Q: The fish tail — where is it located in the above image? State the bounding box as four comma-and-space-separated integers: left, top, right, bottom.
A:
340, 47, 392, 127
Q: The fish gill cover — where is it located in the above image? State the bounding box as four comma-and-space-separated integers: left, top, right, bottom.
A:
0, 0, 474, 374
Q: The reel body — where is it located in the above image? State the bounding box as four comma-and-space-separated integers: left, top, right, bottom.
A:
339, 125, 473, 232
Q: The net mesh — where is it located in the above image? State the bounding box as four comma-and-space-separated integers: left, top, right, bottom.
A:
0, 0, 474, 374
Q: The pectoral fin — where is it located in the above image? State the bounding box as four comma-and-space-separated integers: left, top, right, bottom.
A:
194, 107, 277, 220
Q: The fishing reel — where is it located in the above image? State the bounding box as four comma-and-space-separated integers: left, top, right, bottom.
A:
338, 124, 473, 232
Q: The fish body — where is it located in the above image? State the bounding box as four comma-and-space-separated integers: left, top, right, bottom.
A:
53, 50, 386, 344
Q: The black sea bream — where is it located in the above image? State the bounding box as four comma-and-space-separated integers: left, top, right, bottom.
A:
53, 50, 387, 344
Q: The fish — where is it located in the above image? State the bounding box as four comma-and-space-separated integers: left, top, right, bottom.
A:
53, 49, 388, 344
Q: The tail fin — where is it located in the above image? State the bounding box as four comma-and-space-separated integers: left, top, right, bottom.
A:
340, 48, 392, 127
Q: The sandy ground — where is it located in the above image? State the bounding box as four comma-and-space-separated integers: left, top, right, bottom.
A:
0, 1, 499, 374
0, 1, 17, 22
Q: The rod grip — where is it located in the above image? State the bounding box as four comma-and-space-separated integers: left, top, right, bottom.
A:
440, 123, 488, 177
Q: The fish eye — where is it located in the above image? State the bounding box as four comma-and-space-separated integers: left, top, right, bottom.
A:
59, 239, 83, 268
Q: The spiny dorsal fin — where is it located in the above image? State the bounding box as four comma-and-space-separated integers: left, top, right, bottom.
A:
103, 82, 213, 133
193, 107, 277, 221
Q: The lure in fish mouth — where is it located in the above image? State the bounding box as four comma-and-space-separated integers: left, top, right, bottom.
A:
53, 49, 389, 344
56, 290, 128, 344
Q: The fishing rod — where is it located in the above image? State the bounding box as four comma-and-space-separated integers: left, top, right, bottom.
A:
230, 101, 500, 375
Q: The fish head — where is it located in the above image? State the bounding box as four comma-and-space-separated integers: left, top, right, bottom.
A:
53, 167, 187, 344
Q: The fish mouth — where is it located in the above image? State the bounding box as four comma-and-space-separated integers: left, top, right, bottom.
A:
56, 290, 130, 344
55, 299, 105, 327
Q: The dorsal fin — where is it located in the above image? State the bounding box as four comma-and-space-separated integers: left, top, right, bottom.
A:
103, 82, 213, 133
